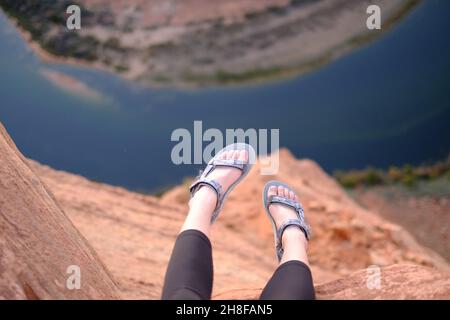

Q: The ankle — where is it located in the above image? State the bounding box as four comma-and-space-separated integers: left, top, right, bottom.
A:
282, 226, 308, 250
189, 187, 217, 211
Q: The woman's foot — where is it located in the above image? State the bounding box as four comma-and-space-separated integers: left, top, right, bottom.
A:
189, 149, 248, 210
267, 185, 309, 265
182, 148, 249, 237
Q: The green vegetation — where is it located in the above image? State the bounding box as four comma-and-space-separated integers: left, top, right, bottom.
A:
334, 156, 450, 189
153, 74, 171, 83
147, 42, 176, 56
0, 0, 118, 63
1, 0, 423, 87
153, 177, 193, 198
181, 51, 333, 86
214, 68, 284, 83
114, 64, 129, 73
103, 37, 126, 52
1, 1, 85, 39
43, 34, 100, 61
290, 0, 315, 7
346, 0, 421, 48
244, 0, 311, 20
182, 67, 286, 85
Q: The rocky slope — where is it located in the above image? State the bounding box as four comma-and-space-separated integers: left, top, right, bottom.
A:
353, 186, 450, 262
0, 123, 120, 299
1, 122, 449, 299
216, 264, 450, 299
161, 150, 450, 278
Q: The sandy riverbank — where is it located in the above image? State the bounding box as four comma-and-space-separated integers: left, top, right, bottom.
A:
7, 13, 114, 76
1, 0, 421, 87
39, 68, 114, 104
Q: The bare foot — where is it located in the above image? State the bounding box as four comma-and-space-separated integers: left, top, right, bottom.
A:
267, 185, 308, 250
190, 149, 248, 209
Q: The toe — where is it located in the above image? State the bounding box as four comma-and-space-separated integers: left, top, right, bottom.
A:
238, 150, 248, 163
268, 185, 277, 198
289, 190, 295, 200
283, 187, 290, 198
232, 150, 240, 160
225, 150, 234, 159
278, 186, 284, 197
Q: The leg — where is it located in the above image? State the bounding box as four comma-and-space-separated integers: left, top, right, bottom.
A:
260, 235, 315, 300
260, 185, 315, 300
161, 228, 213, 300
162, 150, 248, 300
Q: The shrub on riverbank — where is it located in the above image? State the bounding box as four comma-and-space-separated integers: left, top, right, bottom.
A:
334, 155, 450, 189
0, 0, 110, 62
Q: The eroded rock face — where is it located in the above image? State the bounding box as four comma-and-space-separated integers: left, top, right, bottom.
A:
31, 148, 450, 299
81, 0, 292, 28
161, 150, 450, 277
214, 265, 450, 300
1, 121, 449, 299
315, 264, 450, 300
0, 123, 120, 299
30, 159, 279, 299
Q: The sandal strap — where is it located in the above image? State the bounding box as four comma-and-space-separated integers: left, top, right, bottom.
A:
276, 219, 311, 261
269, 194, 311, 261
190, 157, 246, 202
201, 158, 245, 177
269, 195, 304, 218
277, 219, 310, 244
189, 178, 223, 203
211, 158, 246, 170
187, 143, 255, 225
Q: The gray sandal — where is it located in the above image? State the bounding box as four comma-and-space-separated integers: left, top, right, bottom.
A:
263, 180, 311, 261
189, 143, 256, 224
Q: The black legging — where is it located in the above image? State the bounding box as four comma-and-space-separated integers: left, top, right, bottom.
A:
162, 229, 315, 300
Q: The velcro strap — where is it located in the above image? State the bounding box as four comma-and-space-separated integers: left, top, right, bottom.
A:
212, 158, 246, 170
189, 178, 223, 203
275, 219, 310, 260
269, 195, 303, 214
277, 219, 309, 242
